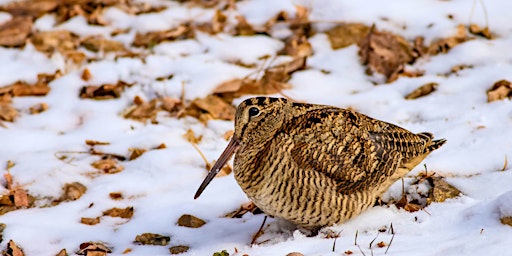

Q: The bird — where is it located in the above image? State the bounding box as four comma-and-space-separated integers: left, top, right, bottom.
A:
194, 97, 446, 234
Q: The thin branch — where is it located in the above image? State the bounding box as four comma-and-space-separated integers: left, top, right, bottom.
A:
385, 223, 395, 254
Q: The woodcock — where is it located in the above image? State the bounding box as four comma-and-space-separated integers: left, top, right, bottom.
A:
195, 97, 446, 233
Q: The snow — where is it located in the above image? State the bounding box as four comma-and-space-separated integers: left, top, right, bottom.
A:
1, 0, 512, 255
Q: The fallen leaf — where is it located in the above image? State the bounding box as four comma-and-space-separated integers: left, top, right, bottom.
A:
286, 253, 304, 256
0, 0, 57, 19
405, 82, 438, 100
345, 251, 353, 255
80, 217, 100, 225
177, 214, 206, 228
28, 103, 48, 114
377, 241, 386, 248
427, 177, 461, 203
0, 16, 32, 47
169, 245, 190, 254
189, 95, 236, 121
134, 233, 170, 246
326, 23, 370, 49
501, 216, 512, 227
12, 188, 28, 208
468, 24, 493, 39
281, 35, 313, 58
154, 143, 167, 149
212, 250, 230, 256
5, 240, 24, 256
56, 249, 67, 256
128, 148, 147, 160
359, 25, 415, 82
81, 68, 93, 81
109, 192, 123, 200
0, 102, 18, 122
183, 129, 202, 144
91, 157, 124, 174
487, 79, 512, 102
79, 81, 131, 100
31, 30, 78, 54
223, 130, 234, 141
235, 15, 256, 36
132, 24, 193, 48
427, 24, 470, 55
81, 35, 127, 52
62, 182, 87, 201
103, 206, 134, 219
77, 242, 112, 255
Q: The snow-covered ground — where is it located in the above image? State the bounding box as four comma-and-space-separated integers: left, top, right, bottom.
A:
1, 0, 512, 255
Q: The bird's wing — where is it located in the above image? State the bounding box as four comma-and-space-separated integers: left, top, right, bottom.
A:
286, 108, 430, 194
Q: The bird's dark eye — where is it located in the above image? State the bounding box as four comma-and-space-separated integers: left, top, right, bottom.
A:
248, 107, 260, 117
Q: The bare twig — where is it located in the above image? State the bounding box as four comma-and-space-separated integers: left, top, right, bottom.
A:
331, 231, 342, 252
251, 215, 268, 245
501, 155, 508, 171
354, 230, 367, 256
385, 223, 395, 254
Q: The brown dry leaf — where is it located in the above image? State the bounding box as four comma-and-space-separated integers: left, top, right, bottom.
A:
0, 102, 18, 122
91, 157, 124, 174
128, 148, 147, 160
133, 24, 193, 48
212, 79, 252, 94
468, 24, 493, 39
234, 15, 256, 36
405, 82, 438, 100
134, 233, 170, 246
28, 102, 48, 114
31, 30, 78, 54
169, 245, 189, 254
0, 0, 58, 19
5, 240, 24, 256
326, 23, 370, 49
81, 217, 100, 225
79, 81, 131, 100
77, 242, 112, 255
103, 206, 134, 219
487, 79, 512, 102
345, 251, 353, 255
154, 143, 167, 149
427, 177, 461, 204
85, 140, 110, 146
81, 35, 127, 52
428, 24, 470, 55
81, 68, 93, 81
501, 216, 512, 227
177, 214, 206, 228
286, 253, 304, 256
56, 249, 67, 256
281, 35, 313, 58
223, 130, 234, 141
189, 95, 236, 121
62, 182, 87, 201
0, 71, 59, 98
359, 25, 415, 83
183, 129, 203, 144
109, 192, 123, 200
123, 98, 160, 122
377, 241, 386, 248
12, 188, 29, 208
0, 16, 33, 47
450, 64, 473, 74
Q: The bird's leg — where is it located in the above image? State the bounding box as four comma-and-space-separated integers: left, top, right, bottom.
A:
251, 215, 268, 245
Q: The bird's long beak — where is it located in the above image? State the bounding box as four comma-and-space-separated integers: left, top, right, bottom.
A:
194, 137, 240, 199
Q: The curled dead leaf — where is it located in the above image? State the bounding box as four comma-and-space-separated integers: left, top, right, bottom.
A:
405, 82, 438, 100
81, 69, 92, 81
177, 214, 206, 228
0, 0, 58, 19
183, 129, 202, 144
79, 81, 131, 100
31, 30, 78, 54
103, 206, 134, 219
56, 249, 67, 256
326, 23, 370, 49
0, 16, 32, 47
487, 79, 512, 102
134, 233, 170, 246
109, 192, 123, 200
81, 217, 100, 225
5, 240, 24, 256
188, 95, 235, 121
81, 35, 127, 52
0, 103, 18, 122
359, 25, 415, 83
468, 24, 493, 39
28, 103, 48, 114
91, 157, 124, 174
85, 140, 110, 146
428, 24, 470, 55
62, 182, 87, 201
128, 148, 147, 160
133, 24, 193, 48
169, 245, 189, 254
77, 242, 112, 255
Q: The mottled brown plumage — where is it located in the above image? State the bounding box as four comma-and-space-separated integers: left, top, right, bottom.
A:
195, 97, 446, 233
